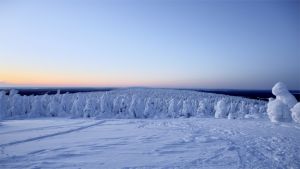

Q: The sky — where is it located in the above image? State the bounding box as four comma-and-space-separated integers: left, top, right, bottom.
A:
0, 0, 299, 90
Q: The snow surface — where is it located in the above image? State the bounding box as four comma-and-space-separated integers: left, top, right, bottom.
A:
0, 88, 267, 120
0, 118, 299, 169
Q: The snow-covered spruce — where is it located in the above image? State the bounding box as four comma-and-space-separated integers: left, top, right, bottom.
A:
0, 88, 266, 119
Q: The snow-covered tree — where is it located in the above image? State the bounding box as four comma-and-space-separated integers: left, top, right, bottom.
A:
84, 98, 97, 118
49, 94, 61, 117
29, 96, 43, 117
10, 93, 25, 117
214, 99, 229, 118
70, 94, 86, 117
291, 103, 300, 123
272, 82, 297, 109
182, 99, 193, 118
129, 96, 146, 118
0, 91, 9, 118
267, 82, 297, 123
267, 98, 292, 122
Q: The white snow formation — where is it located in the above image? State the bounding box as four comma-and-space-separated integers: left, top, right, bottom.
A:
272, 82, 297, 109
267, 98, 292, 122
0, 88, 266, 120
291, 103, 300, 123
267, 82, 298, 123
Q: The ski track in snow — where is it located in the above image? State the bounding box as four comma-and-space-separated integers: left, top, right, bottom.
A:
0, 118, 299, 169
0, 120, 105, 147
0, 121, 86, 135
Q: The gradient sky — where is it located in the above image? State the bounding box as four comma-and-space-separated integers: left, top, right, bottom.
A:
0, 0, 299, 89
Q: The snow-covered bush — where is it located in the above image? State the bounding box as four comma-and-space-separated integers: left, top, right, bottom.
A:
291, 103, 300, 123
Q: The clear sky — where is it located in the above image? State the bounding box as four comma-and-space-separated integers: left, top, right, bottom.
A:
0, 0, 299, 90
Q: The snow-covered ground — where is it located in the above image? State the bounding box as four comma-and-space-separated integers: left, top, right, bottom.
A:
1, 118, 300, 169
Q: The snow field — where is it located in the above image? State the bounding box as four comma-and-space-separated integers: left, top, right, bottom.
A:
1, 118, 299, 169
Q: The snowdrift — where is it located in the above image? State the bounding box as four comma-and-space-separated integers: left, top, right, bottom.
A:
0, 88, 267, 119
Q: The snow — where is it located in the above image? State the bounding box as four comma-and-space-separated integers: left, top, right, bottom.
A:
0, 118, 299, 169
1, 86, 300, 168
0, 88, 267, 120
267, 82, 298, 123
272, 82, 297, 109
267, 98, 292, 123
214, 99, 228, 118
291, 103, 300, 123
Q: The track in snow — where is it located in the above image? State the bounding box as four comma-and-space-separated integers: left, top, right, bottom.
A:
0, 118, 299, 169
0, 120, 105, 147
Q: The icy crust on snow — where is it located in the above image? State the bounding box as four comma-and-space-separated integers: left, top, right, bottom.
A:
0, 88, 266, 119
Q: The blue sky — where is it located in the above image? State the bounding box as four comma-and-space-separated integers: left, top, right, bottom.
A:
0, 0, 299, 89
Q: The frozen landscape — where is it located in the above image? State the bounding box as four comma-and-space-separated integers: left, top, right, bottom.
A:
0, 83, 300, 169
1, 118, 300, 169
1, 0, 300, 168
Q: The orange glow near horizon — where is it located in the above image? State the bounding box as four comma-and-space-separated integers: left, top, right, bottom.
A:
0, 71, 202, 88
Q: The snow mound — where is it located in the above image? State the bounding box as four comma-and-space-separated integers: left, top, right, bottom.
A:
0, 88, 267, 120
291, 103, 300, 123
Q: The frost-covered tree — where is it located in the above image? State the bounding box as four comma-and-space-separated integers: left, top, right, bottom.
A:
272, 82, 297, 109
49, 94, 61, 117
0, 91, 9, 118
214, 99, 229, 118
29, 96, 43, 117
112, 95, 131, 117
227, 100, 238, 119
9, 93, 25, 117
60, 93, 74, 116
167, 99, 176, 118
182, 99, 193, 117
291, 103, 300, 123
196, 99, 212, 117
267, 82, 297, 123
267, 98, 292, 122
129, 96, 146, 118
84, 98, 97, 118
70, 94, 86, 117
